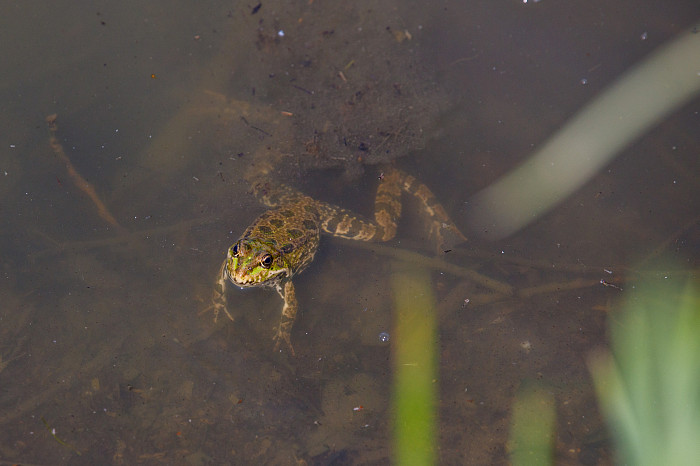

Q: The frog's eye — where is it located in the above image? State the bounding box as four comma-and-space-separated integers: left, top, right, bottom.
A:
231, 242, 239, 256
260, 254, 273, 268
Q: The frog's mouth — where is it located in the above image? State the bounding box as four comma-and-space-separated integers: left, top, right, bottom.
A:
231, 276, 257, 288
228, 266, 287, 288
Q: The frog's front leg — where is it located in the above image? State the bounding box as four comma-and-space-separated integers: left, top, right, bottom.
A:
211, 261, 235, 323
273, 281, 298, 356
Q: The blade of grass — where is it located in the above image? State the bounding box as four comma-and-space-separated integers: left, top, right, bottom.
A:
391, 263, 437, 466
589, 272, 700, 465
508, 382, 556, 466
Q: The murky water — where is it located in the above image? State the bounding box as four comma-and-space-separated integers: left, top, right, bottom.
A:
1, 1, 698, 464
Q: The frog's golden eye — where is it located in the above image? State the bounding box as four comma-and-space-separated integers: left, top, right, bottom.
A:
231, 242, 240, 256
260, 254, 273, 268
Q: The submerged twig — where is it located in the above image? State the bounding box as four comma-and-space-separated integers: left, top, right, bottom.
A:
450, 247, 629, 275
518, 277, 624, 299
638, 213, 700, 267
41, 416, 82, 456
0, 352, 26, 374
0, 333, 128, 426
337, 238, 514, 295
28, 216, 218, 260
46, 114, 124, 231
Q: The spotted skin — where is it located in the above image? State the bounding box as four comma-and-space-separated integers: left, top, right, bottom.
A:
210, 168, 466, 354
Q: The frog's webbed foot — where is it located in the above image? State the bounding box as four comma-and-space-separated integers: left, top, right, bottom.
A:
272, 281, 298, 356
200, 290, 235, 323
429, 220, 468, 254
209, 290, 235, 323
273, 322, 295, 356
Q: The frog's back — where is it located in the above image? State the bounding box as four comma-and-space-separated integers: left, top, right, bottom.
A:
241, 191, 323, 277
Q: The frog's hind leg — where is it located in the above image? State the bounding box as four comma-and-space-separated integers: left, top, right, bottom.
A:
373, 169, 403, 241
317, 168, 466, 251
390, 169, 467, 252
273, 281, 298, 356
317, 170, 403, 242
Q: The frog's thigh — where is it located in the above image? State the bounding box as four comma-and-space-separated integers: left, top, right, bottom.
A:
280, 281, 298, 322
374, 170, 403, 240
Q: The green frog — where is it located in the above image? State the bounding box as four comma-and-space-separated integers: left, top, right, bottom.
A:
210, 167, 466, 355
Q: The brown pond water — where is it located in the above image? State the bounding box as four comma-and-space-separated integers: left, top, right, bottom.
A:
1, 0, 698, 464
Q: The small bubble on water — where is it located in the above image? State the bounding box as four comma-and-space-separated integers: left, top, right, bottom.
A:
378, 331, 390, 343
579, 77, 588, 85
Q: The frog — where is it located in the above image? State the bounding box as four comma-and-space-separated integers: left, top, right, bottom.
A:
210, 166, 466, 355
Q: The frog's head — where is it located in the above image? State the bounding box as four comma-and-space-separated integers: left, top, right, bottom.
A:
224, 238, 289, 288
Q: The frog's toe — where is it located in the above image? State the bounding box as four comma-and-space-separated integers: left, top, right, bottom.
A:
217, 305, 235, 323
199, 300, 235, 324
